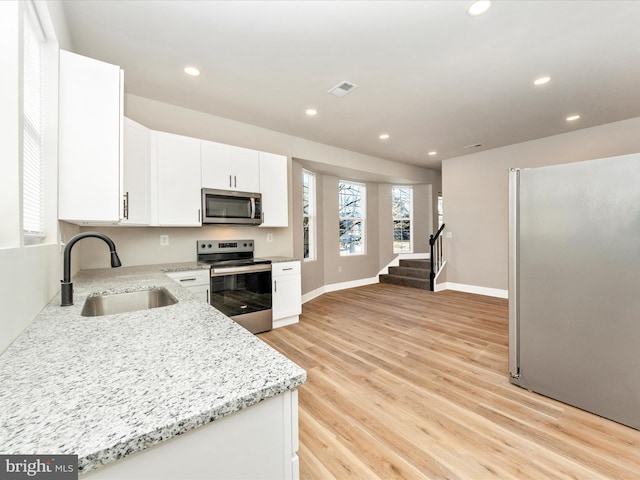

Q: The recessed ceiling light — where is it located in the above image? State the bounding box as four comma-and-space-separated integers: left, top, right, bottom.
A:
533, 76, 551, 86
566, 114, 581, 122
428, 151, 437, 156
184, 66, 200, 77
379, 134, 390, 140
468, 0, 491, 16
305, 108, 318, 116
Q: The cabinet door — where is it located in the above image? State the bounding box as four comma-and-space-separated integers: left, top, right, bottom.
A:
201, 142, 260, 192
259, 152, 288, 227
230, 147, 260, 192
58, 50, 122, 223
155, 132, 202, 226
272, 262, 302, 321
201, 140, 233, 190
121, 117, 150, 225
186, 284, 210, 303
273, 274, 302, 320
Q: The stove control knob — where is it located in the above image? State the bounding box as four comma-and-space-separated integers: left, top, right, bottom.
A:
207, 243, 212, 248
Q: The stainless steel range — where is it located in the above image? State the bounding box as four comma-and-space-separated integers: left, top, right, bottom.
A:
197, 240, 272, 334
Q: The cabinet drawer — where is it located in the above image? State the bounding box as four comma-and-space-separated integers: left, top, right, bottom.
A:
166, 270, 210, 287
272, 261, 300, 276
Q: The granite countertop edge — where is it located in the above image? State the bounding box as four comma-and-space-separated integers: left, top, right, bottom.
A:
0, 262, 306, 475
81, 373, 306, 474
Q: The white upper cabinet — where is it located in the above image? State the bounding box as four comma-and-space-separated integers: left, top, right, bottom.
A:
121, 117, 151, 225
259, 152, 288, 227
58, 50, 123, 224
201, 141, 260, 192
153, 131, 202, 226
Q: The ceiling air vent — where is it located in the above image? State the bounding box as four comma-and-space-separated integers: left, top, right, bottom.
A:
328, 81, 358, 97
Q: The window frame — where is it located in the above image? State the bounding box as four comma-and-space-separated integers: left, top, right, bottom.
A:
22, 0, 45, 244
21, 0, 56, 247
392, 185, 413, 254
338, 180, 366, 256
302, 169, 317, 262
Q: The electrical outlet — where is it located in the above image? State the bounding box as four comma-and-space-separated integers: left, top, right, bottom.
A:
267, 233, 273, 242
160, 235, 169, 246
338, 266, 343, 273
445, 231, 453, 239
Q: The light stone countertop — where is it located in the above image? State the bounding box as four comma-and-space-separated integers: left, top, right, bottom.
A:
260, 256, 301, 263
0, 263, 306, 475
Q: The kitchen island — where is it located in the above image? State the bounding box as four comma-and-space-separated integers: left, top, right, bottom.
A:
0, 264, 306, 478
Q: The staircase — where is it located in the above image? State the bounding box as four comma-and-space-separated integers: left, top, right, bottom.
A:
379, 258, 431, 290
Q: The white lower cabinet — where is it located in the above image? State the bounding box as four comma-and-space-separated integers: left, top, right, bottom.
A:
83, 390, 299, 480
166, 270, 209, 303
272, 261, 302, 328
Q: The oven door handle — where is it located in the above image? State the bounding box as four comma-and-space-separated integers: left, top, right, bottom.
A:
210, 264, 272, 276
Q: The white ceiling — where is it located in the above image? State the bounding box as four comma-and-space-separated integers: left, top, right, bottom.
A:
59, 0, 640, 171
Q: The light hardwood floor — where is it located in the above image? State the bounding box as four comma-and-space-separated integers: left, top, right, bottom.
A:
261, 283, 640, 479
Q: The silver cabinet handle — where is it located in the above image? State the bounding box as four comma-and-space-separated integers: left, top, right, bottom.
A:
274, 280, 277, 292
282, 267, 293, 271
229, 175, 232, 188
179, 278, 197, 282
123, 192, 129, 219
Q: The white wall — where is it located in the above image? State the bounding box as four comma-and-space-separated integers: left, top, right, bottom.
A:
0, 1, 21, 249
78, 225, 292, 269
442, 116, 640, 294
0, 1, 68, 353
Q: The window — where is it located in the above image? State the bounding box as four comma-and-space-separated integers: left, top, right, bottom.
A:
339, 180, 366, 255
302, 169, 316, 261
438, 193, 444, 228
392, 186, 413, 253
22, 1, 45, 245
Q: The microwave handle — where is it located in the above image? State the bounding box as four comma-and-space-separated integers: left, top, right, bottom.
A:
250, 198, 256, 219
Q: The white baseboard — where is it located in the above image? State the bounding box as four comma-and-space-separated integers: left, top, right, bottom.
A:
436, 282, 508, 299
302, 276, 379, 304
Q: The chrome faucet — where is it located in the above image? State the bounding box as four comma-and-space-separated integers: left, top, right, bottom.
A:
61, 232, 122, 306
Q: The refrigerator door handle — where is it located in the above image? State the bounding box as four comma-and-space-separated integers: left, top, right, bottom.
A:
508, 168, 521, 379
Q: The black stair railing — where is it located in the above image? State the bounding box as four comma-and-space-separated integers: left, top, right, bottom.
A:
429, 223, 446, 291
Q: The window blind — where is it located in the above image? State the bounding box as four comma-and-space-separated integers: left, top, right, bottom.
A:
22, 1, 45, 244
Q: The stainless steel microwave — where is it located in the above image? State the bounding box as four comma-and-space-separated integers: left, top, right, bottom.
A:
201, 188, 263, 225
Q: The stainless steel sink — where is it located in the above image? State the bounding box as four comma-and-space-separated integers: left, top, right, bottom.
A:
81, 287, 178, 317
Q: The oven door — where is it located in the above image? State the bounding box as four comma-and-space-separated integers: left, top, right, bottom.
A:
210, 264, 272, 333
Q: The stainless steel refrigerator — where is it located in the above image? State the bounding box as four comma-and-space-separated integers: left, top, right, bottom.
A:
508, 153, 640, 430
